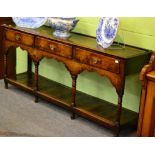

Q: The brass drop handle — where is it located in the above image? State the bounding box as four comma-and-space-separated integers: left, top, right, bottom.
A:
115, 60, 119, 64
15, 34, 21, 41
61, 53, 65, 56
91, 57, 101, 64
49, 44, 55, 51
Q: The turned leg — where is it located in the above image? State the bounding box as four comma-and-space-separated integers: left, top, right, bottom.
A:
115, 94, 123, 136
71, 74, 77, 119
27, 54, 32, 78
34, 61, 39, 103
4, 53, 8, 89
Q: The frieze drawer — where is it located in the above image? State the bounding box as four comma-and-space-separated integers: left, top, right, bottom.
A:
74, 48, 120, 74
5, 29, 34, 46
35, 37, 73, 59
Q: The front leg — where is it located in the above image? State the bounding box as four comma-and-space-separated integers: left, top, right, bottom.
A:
115, 91, 123, 136
71, 74, 77, 119
34, 61, 39, 103
27, 54, 32, 79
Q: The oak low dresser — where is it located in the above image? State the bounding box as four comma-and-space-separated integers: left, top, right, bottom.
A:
1, 24, 152, 136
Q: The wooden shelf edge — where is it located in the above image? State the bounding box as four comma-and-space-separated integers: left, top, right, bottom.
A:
38, 91, 71, 111
75, 107, 115, 129
6, 77, 34, 93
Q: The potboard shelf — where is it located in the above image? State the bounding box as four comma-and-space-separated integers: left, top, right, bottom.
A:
6, 72, 138, 130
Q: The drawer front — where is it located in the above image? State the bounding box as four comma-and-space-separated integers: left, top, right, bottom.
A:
74, 48, 120, 74
35, 37, 73, 59
5, 29, 34, 46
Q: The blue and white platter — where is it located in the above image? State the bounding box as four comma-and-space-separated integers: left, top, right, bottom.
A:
12, 17, 47, 29
96, 17, 119, 49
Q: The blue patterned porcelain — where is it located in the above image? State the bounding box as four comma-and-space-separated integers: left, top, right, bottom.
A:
96, 17, 119, 49
12, 17, 47, 29
47, 17, 79, 38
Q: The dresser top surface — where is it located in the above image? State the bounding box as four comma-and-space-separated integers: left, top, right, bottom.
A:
2, 24, 152, 59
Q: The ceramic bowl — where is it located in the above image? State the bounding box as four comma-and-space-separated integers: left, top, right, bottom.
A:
47, 17, 79, 38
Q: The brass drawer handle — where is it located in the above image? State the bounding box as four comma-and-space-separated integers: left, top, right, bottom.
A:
91, 57, 101, 64
115, 60, 119, 64
15, 34, 21, 41
61, 53, 65, 56
49, 44, 55, 51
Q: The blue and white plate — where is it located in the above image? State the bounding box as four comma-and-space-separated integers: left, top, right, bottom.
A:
12, 17, 47, 29
96, 17, 119, 49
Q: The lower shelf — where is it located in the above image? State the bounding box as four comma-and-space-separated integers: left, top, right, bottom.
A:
6, 72, 138, 130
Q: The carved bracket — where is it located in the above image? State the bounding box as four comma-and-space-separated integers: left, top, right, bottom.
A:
3, 41, 43, 63
64, 60, 124, 96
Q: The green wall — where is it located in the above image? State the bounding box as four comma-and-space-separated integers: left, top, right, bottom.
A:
16, 17, 155, 112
